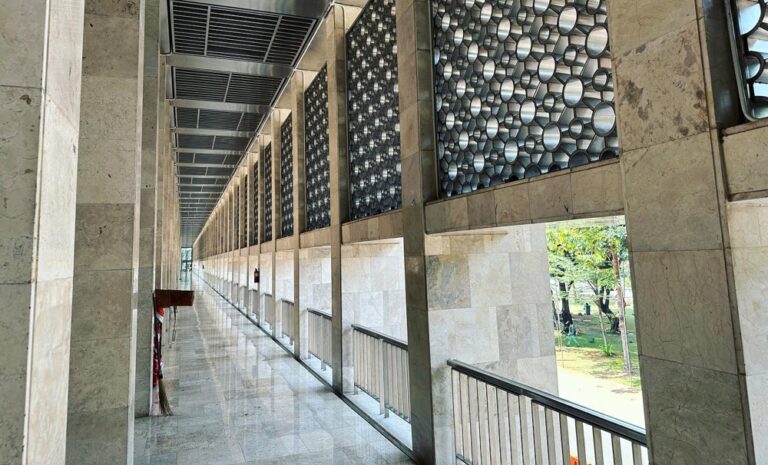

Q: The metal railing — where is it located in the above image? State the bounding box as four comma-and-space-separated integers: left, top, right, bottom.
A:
280, 299, 295, 344
262, 293, 275, 330
250, 289, 260, 321
308, 308, 332, 369
352, 325, 410, 422
449, 360, 647, 465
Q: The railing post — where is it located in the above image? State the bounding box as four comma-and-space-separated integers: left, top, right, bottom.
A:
382, 340, 389, 418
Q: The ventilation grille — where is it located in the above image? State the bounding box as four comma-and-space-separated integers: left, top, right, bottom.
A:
174, 108, 263, 132
171, 0, 315, 66
213, 136, 250, 151
177, 134, 215, 149
173, 68, 284, 105
197, 109, 243, 130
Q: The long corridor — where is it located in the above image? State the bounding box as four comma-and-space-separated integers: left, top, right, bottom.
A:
134, 276, 413, 465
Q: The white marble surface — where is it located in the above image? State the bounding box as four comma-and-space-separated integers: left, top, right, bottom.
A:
135, 276, 413, 465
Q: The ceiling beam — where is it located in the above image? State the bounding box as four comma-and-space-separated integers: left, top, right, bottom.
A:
172, 127, 254, 138
175, 173, 231, 179
170, 98, 270, 114
173, 148, 243, 156
166, 54, 292, 79
186, 0, 330, 18
176, 163, 237, 169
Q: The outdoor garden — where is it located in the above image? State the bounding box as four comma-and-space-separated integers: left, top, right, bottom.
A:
547, 220, 645, 426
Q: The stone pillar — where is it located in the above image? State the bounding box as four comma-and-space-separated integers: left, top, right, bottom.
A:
271, 115, 281, 332
326, 5, 352, 393
66, 0, 146, 463
609, 0, 754, 462
291, 73, 307, 357
255, 137, 266, 321
134, 0, 161, 417
727, 199, 768, 464
153, 118, 166, 289
423, 227, 558, 463
0, 0, 84, 463
395, 0, 439, 462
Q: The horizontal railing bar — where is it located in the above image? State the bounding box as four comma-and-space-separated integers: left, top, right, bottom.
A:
307, 308, 331, 320
447, 359, 647, 445
351, 324, 408, 350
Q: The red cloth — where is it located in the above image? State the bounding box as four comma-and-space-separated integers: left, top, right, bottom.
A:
153, 304, 165, 386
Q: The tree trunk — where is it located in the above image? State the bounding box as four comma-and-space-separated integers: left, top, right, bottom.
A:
558, 281, 573, 332
611, 244, 632, 375
595, 296, 609, 350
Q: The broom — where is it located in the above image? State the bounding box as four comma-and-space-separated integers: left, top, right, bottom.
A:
154, 294, 173, 415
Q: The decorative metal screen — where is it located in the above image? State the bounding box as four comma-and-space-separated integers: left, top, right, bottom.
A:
240, 175, 248, 247
432, 0, 620, 197
252, 163, 259, 245
346, 0, 402, 219
233, 188, 239, 250
264, 144, 273, 242
280, 116, 294, 237
729, 0, 768, 119
305, 66, 331, 231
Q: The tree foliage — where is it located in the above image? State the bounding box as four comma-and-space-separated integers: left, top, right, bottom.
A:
547, 224, 633, 374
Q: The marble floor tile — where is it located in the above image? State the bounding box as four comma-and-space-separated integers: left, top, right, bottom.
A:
135, 277, 414, 465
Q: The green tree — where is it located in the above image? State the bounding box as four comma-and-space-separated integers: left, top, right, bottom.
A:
547, 224, 633, 375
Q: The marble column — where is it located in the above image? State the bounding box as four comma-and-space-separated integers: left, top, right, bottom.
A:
0, 0, 84, 463
326, 5, 352, 393
290, 74, 307, 358
727, 199, 768, 464
395, 0, 439, 462
271, 116, 282, 333
256, 137, 267, 321
609, 0, 754, 462
134, 0, 161, 417
153, 120, 166, 289
66, 0, 146, 463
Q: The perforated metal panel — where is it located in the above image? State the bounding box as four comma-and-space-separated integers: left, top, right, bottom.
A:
252, 163, 259, 246
233, 185, 240, 250
432, 0, 620, 197
730, 0, 768, 119
304, 66, 331, 231
240, 176, 248, 247
346, 0, 402, 220
264, 144, 273, 242
280, 116, 294, 237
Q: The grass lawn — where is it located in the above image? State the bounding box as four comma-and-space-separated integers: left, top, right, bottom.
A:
554, 307, 642, 389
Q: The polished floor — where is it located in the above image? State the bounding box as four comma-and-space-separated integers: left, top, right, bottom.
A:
134, 275, 414, 465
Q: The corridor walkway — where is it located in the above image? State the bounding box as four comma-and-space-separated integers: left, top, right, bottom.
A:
134, 276, 414, 465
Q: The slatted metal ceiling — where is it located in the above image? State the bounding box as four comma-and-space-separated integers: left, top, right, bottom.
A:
174, 108, 265, 132
173, 68, 283, 105
175, 134, 250, 151
176, 153, 241, 165
167, 0, 326, 244
171, 0, 315, 64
